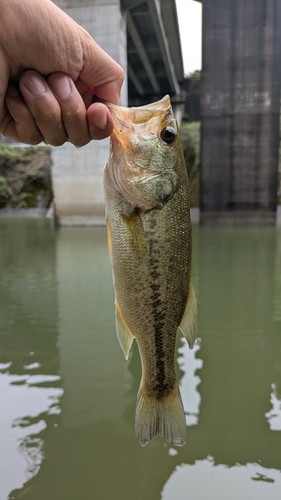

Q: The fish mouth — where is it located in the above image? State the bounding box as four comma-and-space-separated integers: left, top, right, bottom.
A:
106, 95, 171, 124
106, 96, 173, 141
106, 102, 133, 132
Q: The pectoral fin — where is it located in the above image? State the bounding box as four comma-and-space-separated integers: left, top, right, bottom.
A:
178, 281, 198, 349
115, 301, 134, 360
106, 219, 113, 264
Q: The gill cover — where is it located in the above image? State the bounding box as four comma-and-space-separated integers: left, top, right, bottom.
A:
106, 96, 182, 211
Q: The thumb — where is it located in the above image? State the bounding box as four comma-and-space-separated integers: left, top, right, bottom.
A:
79, 33, 124, 105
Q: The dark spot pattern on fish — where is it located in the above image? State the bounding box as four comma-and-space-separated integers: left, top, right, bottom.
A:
147, 228, 173, 398
151, 270, 160, 282
153, 316, 170, 397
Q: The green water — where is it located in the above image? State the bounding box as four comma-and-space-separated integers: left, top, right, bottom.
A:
0, 219, 281, 500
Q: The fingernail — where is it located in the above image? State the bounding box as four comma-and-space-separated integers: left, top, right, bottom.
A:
50, 76, 71, 98
24, 74, 47, 96
93, 109, 108, 130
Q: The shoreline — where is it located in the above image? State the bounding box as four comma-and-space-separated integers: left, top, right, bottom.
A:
0, 206, 280, 227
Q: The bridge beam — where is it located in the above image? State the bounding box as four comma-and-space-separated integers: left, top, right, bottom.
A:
147, 0, 180, 95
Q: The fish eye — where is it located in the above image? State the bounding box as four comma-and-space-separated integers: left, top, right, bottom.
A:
160, 126, 177, 144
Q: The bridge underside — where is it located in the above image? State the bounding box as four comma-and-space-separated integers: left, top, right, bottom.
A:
122, 0, 184, 106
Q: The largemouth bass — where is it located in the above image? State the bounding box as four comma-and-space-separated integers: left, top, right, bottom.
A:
104, 95, 198, 447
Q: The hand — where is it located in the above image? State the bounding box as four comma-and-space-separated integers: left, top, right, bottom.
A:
0, 0, 124, 146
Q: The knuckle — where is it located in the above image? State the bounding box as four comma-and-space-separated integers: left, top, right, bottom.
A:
19, 127, 43, 145
24, 136, 41, 146
49, 136, 67, 147
29, 140, 41, 146
64, 105, 85, 122
118, 67, 125, 86
40, 124, 68, 147
73, 135, 90, 148
41, 109, 61, 123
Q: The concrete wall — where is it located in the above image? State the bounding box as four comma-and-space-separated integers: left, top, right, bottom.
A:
200, 0, 281, 226
52, 1, 127, 226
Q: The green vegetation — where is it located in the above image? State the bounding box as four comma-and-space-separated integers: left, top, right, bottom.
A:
0, 142, 36, 166
180, 122, 201, 207
188, 69, 201, 80
0, 142, 52, 209
180, 121, 200, 181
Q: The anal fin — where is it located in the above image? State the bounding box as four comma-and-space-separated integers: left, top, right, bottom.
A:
115, 301, 134, 360
178, 281, 198, 349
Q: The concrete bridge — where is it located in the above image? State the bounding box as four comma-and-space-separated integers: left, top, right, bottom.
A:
200, 0, 281, 226
52, 0, 185, 226
53, 0, 281, 227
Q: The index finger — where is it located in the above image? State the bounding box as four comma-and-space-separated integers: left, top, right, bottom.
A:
79, 36, 124, 105
0, 51, 10, 134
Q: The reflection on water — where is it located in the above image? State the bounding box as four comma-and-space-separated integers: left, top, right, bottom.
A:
162, 457, 281, 500
0, 219, 60, 500
0, 220, 281, 499
265, 384, 281, 431
178, 342, 202, 426
0, 366, 62, 498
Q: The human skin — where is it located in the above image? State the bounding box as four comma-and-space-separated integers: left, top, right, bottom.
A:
0, 0, 124, 146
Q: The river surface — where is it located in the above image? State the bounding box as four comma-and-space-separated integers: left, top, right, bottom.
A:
0, 219, 281, 500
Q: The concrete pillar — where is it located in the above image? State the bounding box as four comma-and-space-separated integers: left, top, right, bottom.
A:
52, 1, 127, 226
200, 0, 281, 226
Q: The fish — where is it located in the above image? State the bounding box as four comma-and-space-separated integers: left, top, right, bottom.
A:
104, 95, 198, 447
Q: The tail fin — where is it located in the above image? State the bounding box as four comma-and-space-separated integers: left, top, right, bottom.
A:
135, 383, 186, 447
